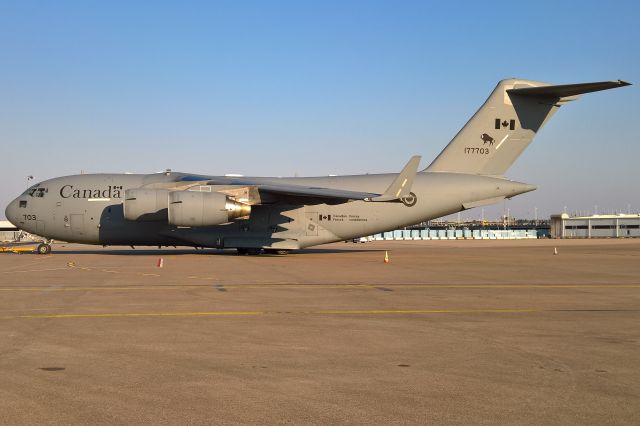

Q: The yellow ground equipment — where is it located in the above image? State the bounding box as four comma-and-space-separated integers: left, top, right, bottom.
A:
0, 243, 51, 254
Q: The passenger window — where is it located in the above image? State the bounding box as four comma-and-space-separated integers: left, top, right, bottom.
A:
19, 200, 27, 208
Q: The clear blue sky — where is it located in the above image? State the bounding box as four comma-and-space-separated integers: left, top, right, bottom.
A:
1, 0, 638, 220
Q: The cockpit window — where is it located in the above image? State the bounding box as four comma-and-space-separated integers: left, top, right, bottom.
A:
25, 184, 48, 198
25, 184, 39, 196
19, 200, 27, 208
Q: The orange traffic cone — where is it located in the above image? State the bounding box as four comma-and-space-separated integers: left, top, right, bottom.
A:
384, 251, 390, 263
157, 257, 164, 268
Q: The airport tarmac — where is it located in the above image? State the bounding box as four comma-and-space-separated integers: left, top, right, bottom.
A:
0, 239, 639, 425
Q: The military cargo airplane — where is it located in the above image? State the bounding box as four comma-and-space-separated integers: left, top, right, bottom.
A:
4, 79, 630, 254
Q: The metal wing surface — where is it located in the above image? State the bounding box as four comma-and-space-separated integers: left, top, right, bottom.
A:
204, 177, 381, 203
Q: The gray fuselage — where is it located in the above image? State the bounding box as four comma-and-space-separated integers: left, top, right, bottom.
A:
5, 171, 533, 250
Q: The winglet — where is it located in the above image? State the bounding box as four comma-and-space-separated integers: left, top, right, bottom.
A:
366, 155, 421, 202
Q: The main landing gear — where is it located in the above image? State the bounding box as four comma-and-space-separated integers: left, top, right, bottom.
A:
264, 249, 290, 255
236, 248, 262, 256
236, 248, 290, 256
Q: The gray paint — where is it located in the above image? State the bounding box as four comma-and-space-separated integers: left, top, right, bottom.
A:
4, 79, 630, 251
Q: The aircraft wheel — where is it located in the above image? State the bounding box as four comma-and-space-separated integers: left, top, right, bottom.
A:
265, 249, 290, 255
37, 243, 51, 255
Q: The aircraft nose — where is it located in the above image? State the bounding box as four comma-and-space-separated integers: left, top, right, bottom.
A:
5, 198, 19, 227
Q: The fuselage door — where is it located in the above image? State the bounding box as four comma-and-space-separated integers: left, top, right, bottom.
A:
35, 220, 46, 236
70, 214, 85, 236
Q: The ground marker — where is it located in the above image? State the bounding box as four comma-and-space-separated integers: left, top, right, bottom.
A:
157, 258, 164, 268
553, 247, 558, 255
384, 251, 390, 263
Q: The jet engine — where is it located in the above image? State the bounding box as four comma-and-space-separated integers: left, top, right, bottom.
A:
123, 189, 169, 221
168, 190, 251, 227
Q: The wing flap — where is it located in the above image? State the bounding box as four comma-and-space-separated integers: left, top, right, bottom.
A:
256, 183, 380, 201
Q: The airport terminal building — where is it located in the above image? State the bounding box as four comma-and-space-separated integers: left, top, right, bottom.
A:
550, 213, 640, 238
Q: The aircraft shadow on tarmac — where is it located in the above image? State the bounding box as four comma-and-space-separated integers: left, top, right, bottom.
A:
53, 247, 382, 256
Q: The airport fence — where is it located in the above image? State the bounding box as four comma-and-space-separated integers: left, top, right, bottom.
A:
370, 229, 538, 241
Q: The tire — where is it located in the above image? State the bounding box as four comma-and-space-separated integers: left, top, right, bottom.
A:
37, 243, 51, 255
265, 249, 290, 255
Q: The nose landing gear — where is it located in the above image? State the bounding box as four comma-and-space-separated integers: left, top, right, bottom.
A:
37, 243, 52, 255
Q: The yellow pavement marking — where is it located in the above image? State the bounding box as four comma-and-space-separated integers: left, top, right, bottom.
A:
310, 309, 538, 315
0, 308, 537, 320
1, 267, 73, 274
0, 311, 264, 320
392, 284, 640, 288
0, 284, 639, 292
9, 263, 639, 291
0, 286, 185, 292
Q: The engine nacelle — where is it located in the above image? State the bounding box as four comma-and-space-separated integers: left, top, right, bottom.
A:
168, 191, 251, 227
123, 189, 169, 221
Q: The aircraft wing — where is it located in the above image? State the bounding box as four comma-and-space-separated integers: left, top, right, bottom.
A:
203, 177, 381, 203
243, 181, 381, 201
196, 155, 421, 204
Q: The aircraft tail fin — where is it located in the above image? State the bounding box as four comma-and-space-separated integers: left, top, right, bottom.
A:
424, 79, 630, 176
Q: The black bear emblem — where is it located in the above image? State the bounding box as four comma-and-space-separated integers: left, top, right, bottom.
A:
480, 133, 495, 145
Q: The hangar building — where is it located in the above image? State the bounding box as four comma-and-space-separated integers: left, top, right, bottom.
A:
550, 213, 640, 238
0, 220, 19, 242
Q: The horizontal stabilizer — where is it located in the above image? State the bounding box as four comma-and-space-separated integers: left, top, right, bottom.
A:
367, 155, 421, 202
507, 80, 631, 98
